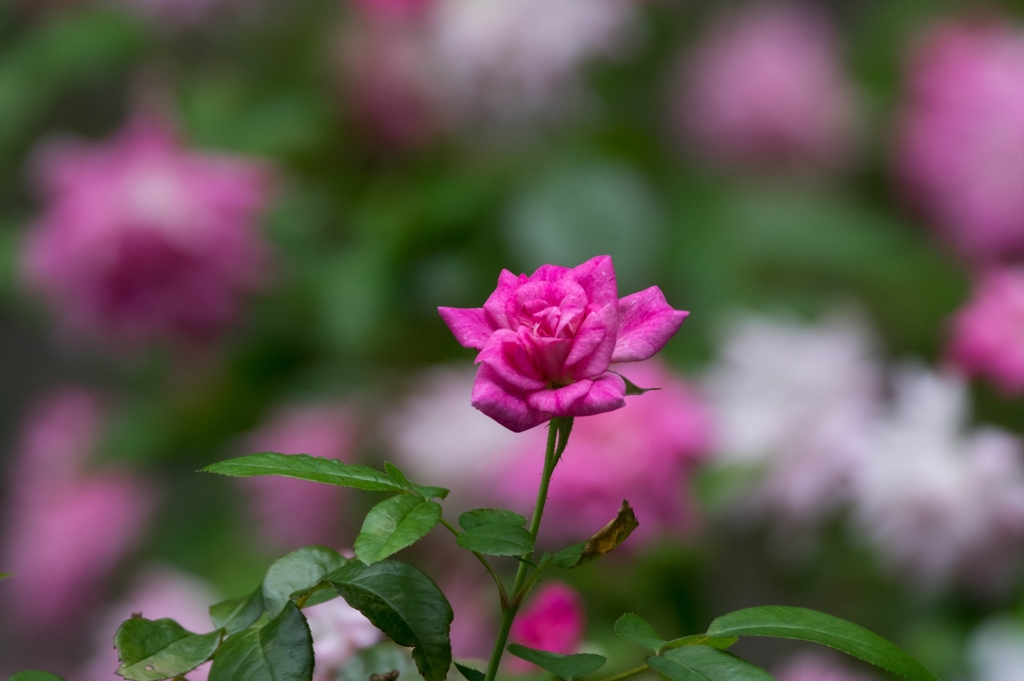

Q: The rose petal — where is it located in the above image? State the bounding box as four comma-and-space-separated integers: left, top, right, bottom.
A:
567, 372, 627, 416
564, 303, 618, 380
525, 331, 574, 380
529, 263, 572, 283
438, 307, 493, 350
477, 329, 548, 391
570, 255, 618, 306
471, 364, 548, 432
515, 278, 587, 333
483, 269, 523, 331
611, 287, 689, 363
526, 380, 593, 415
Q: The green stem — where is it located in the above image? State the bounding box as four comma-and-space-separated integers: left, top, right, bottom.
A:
512, 560, 551, 604
483, 419, 563, 681
597, 664, 650, 681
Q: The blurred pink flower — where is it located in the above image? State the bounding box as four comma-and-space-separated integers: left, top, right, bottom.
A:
241, 404, 358, 550
774, 653, 879, 681
0, 389, 154, 629
894, 20, 1024, 263
4, 477, 155, 629
853, 367, 1024, 593
8, 387, 104, 496
305, 597, 385, 681
675, 1, 860, 170
442, 570, 498, 660
508, 583, 585, 672
21, 114, 275, 348
339, 20, 440, 149
439, 255, 688, 432
501, 360, 712, 546
946, 267, 1024, 396
82, 566, 219, 681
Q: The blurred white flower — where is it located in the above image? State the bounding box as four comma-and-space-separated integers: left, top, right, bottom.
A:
706, 313, 881, 522
306, 597, 384, 681
341, 0, 640, 143
427, 0, 638, 128
967, 616, 1024, 681
383, 366, 519, 498
853, 367, 1024, 592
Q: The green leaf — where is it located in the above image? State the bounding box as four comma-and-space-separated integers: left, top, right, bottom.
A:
384, 462, 414, 488
337, 642, 426, 681
707, 606, 942, 681
506, 644, 606, 681
549, 542, 587, 569
455, 663, 486, 681
202, 453, 404, 492
382, 463, 450, 501
325, 560, 453, 681
660, 635, 738, 652
0, 572, 13, 580
355, 495, 443, 564
209, 589, 263, 635
209, 602, 313, 681
456, 523, 534, 556
114, 618, 221, 681
262, 546, 346, 618
647, 647, 773, 681
615, 614, 668, 652
415, 485, 451, 500
458, 508, 527, 532
8, 672, 67, 681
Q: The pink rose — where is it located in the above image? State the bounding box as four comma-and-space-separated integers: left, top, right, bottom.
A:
438, 255, 688, 431
946, 268, 1024, 395
508, 583, 585, 671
